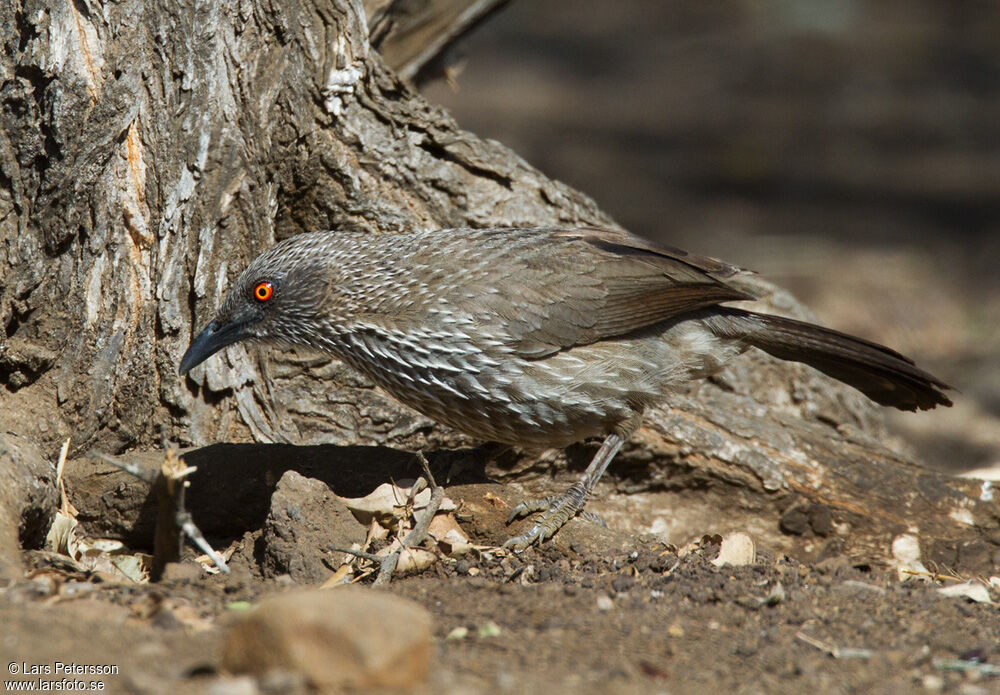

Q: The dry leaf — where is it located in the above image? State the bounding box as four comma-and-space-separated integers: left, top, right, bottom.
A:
891, 534, 930, 581
937, 581, 994, 604
45, 510, 79, 555
711, 532, 756, 567
427, 514, 472, 556
342, 482, 455, 527
197, 543, 237, 574
321, 565, 354, 588
392, 546, 436, 575
110, 553, 152, 584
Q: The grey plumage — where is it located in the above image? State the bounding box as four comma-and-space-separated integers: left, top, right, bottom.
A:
180, 227, 951, 548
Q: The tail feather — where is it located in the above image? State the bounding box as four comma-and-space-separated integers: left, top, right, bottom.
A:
705, 309, 952, 412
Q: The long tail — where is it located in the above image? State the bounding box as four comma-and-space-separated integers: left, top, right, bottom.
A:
704, 309, 952, 411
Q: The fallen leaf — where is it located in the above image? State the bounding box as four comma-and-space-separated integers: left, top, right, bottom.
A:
342, 482, 454, 527
937, 581, 994, 604
110, 553, 152, 584
321, 565, 354, 588
383, 543, 436, 575
711, 532, 756, 567
891, 534, 930, 581
45, 510, 79, 555
428, 514, 472, 556
482, 491, 507, 508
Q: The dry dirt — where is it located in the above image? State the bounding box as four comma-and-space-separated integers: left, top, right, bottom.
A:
2, 464, 999, 695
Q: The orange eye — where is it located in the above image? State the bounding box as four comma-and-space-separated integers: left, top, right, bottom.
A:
253, 281, 273, 302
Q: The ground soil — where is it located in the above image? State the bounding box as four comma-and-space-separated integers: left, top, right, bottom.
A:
2, 474, 998, 695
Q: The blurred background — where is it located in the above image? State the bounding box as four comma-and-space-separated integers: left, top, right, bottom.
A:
420, 0, 1000, 475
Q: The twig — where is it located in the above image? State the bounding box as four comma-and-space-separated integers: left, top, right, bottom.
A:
329, 546, 383, 563
93, 451, 158, 485
91, 449, 229, 577
934, 658, 1000, 677
177, 511, 228, 573
55, 438, 71, 513
373, 451, 444, 586
795, 631, 872, 660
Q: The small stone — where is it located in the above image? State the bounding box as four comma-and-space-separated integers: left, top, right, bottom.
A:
611, 575, 636, 593
208, 675, 259, 695
161, 561, 203, 583
958, 685, 987, 695
921, 674, 944, 693
779, 506, 810, 536
596, 594, 614, 612
667, 623, 684, 638
222, 587, 432, 690
477, 621, 502, 638
808, 504, 834, 537
445, 626, 469, 641
260, 471, 366, 584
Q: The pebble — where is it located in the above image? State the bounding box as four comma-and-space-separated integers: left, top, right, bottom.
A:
611, 574, 636, 593
222, 587, 432, 689
260, 471, 366, 584
161, 561, 203, 583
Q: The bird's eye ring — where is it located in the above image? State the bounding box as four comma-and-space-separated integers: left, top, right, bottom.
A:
253, 281, 273, 302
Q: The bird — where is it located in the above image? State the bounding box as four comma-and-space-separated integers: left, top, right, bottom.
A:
179, 226, 952, 549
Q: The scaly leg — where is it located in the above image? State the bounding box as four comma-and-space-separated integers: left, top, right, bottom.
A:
503, 432, 627, 550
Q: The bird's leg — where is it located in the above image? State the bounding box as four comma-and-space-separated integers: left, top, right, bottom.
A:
504, 431, 627, 550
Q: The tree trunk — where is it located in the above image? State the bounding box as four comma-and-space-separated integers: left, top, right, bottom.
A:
1, 0, 996, 571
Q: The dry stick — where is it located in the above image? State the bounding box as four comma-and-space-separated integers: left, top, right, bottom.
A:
93, 451, 230, 576
795, 631, 873, 660
372, 451, 445, 586
331, 547, 383, 563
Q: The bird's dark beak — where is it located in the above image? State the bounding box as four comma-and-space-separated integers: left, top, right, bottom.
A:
179, 318, 254, 375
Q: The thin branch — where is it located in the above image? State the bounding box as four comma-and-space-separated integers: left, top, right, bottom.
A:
329, 546, 383, 563
373, 451, 444, 586
92, 451, 159, 485
795, 631, 873, 660
91, 449, 229, 576
177, 511, 229, 574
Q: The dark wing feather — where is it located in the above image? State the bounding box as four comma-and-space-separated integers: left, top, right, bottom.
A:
459, 227, 755, 358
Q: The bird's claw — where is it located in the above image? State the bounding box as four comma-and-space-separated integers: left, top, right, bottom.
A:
506, 496, 558, 523
503, 483, 598, 551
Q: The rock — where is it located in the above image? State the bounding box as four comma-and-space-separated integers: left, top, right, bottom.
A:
0, 434, 58, 580
161, 561, 203, 583
779, 505, 810, 536
610, 574, 636, 593
808, 504, 834, 537
221, 587, 432, 689
260, 471, 366, 584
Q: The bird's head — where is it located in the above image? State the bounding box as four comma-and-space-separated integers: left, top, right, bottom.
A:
179, 234, 331, 375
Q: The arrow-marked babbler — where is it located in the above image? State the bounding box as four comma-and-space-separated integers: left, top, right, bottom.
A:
180, 227, 951, 549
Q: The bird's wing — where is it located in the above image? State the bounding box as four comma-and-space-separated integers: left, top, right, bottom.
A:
443, 227, 756, 359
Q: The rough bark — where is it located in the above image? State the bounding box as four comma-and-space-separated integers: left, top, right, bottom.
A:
0, 0, 996, 569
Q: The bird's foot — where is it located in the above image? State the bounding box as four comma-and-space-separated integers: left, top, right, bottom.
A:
503, 482, 602, 550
